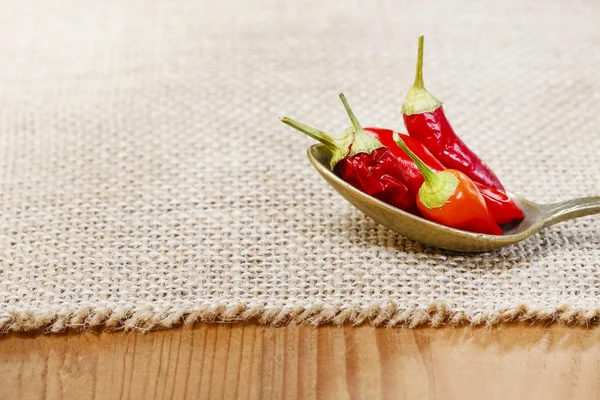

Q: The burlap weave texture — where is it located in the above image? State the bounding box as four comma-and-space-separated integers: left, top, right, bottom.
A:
0, 0, 598, 331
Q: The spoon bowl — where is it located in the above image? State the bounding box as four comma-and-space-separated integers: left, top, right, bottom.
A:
308, 144, 600, 252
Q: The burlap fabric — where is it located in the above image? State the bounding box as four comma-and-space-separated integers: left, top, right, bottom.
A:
0, 0, 598, 332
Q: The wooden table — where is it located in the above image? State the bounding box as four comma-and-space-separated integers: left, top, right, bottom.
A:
1, 323, 598, 399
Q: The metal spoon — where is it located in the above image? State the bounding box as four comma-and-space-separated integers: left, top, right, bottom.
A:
307, 144, 600, 252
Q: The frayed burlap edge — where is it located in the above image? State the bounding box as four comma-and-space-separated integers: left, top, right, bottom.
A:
2, 302, 599, 333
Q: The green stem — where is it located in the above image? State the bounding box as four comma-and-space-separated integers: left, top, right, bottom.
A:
338, 93, 382, 156
280, 117, 340, 153
339, 93, 363, 132
401, 35, 442, 115
413, 35, 425, 89
395, 135, 438, 184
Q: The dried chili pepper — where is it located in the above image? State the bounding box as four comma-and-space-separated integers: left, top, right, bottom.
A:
365, 128, 446, 195
394, 135, 503, 235
402, 35, 506, 191
366, 128, 523, 225
280, 94, 418, 213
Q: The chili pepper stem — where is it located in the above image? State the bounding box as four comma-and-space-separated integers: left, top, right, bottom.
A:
280, 116, 353, 169
281, 94, 383, 170
338, 93, 382, 157
393, 133, 436, 182
402, 35, 443, 116
280, 117, 340, 151
395, 134, 459, 209
412, 35, 425, 89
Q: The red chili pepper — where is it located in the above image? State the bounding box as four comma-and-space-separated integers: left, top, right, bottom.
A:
365, 128, 445, 195
402, 35, 506, 191
472, 185, 523, 225
394, 135, 503, 235
366, 127, 524, 225
280, 94, 417, 213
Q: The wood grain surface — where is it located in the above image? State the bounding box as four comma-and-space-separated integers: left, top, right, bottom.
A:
1, 323, 599, 400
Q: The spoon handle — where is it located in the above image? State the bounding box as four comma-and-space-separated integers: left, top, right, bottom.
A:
542, 196, 600, 226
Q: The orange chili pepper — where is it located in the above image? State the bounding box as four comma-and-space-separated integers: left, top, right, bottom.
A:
368, 128, 523, 225
394, 136, 503, 236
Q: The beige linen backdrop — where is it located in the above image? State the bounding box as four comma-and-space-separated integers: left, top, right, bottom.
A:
0, 0, 599, 331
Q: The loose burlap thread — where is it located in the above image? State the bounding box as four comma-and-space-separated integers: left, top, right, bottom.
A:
0, 0, 599, 332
